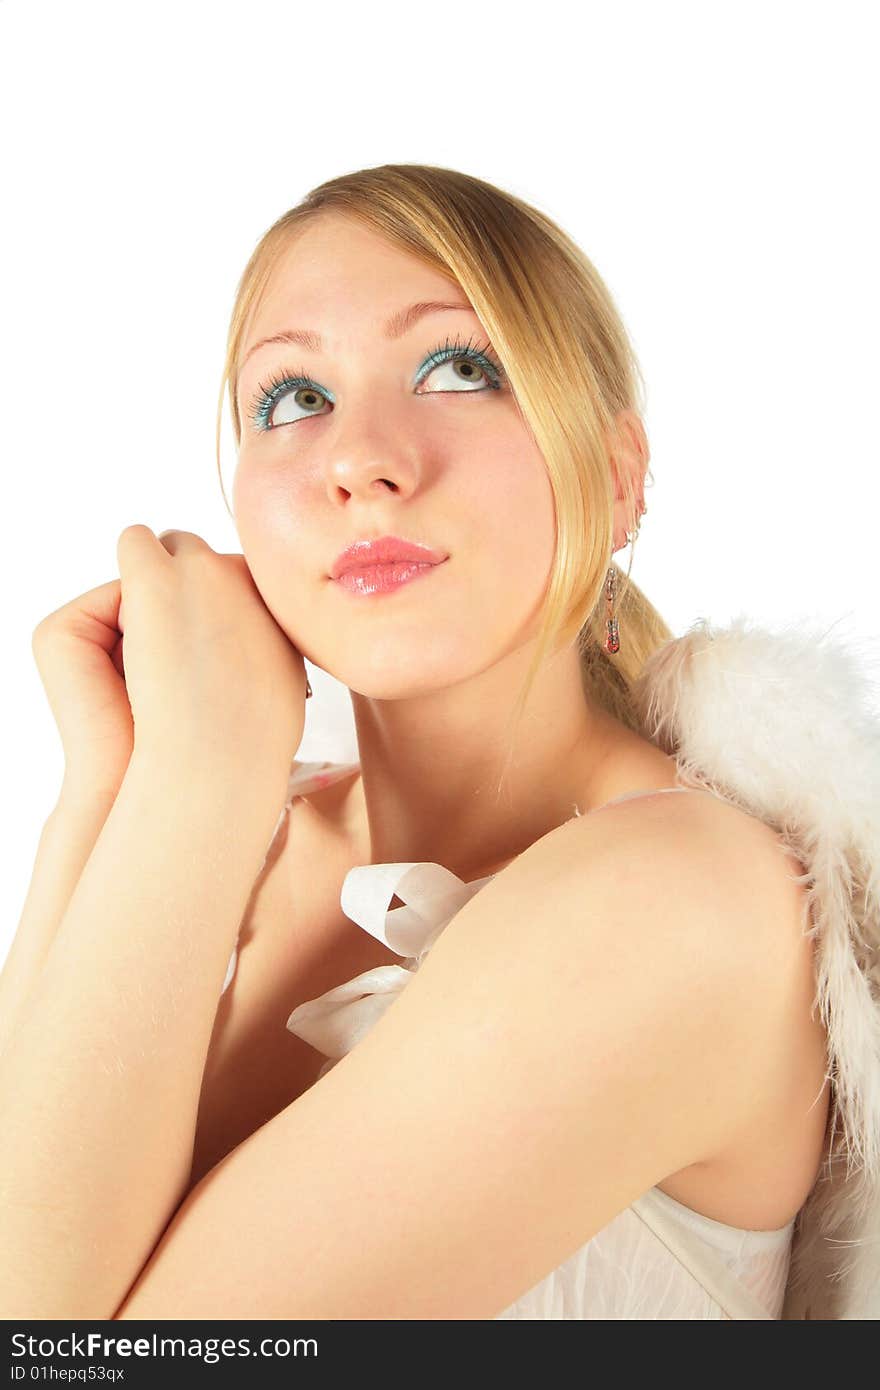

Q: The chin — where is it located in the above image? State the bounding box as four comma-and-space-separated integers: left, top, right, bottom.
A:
342, 671, 455, 701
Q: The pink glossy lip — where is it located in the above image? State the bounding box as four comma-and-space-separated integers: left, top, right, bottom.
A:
330, 536, 448, 580
334, 561, 445, 596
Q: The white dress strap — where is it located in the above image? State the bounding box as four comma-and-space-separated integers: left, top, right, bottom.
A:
591, 784, 731, 814
629, 1190, 779, 1320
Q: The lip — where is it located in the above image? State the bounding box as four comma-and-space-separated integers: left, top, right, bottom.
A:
333, 560, 446, 596
330, 535, 448, 580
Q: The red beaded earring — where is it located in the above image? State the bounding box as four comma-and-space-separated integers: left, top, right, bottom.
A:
604, 566, 620, 655
604, 503, 647, 654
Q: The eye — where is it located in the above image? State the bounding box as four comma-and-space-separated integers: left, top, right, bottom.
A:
246, 333, 506, 433
413, 333, 506, 397
414, 355, 493, 394
246, 372, 332, 432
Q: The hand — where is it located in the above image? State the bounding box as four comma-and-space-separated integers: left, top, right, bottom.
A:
31, 576, 135, 803
115, 526, 309, 778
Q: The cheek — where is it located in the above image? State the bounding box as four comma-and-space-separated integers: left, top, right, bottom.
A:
466, 441, 557, 595
232, 462, 315, 623
233, 454, 314, 563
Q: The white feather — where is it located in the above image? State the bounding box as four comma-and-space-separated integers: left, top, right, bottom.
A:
632, 614, 880, 1318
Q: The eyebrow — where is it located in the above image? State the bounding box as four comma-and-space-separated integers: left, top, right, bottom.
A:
240, 299, 477, 370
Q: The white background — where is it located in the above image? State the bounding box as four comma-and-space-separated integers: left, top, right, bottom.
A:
1, 0, 877, 966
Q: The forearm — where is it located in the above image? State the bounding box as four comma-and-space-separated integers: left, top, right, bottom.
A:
0, 750, 287, 1319
0, 785, 118, 1062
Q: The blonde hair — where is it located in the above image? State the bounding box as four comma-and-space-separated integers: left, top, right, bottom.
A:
215, 163, 674, 758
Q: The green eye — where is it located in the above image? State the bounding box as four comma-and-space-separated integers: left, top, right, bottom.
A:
412, 334, 506, 392
251, 377, 330, 431
247, 333, 506, 433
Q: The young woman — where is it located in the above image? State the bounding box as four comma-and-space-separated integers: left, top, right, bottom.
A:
2, 165, 877, 1321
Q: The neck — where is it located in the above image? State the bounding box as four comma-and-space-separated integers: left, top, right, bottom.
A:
347, 642, 635, 883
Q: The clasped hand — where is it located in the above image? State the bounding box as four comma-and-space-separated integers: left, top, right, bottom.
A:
32, 526, 310, 803
119, 525, 309, 770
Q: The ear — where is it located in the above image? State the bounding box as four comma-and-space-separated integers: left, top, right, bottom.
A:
607, 409, 649, 551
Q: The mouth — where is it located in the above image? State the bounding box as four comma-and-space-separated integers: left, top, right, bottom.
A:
332, 556, 448, 597
331, 535, 448, 579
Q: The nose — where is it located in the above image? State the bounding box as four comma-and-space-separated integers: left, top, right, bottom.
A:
323, 404, 422, 502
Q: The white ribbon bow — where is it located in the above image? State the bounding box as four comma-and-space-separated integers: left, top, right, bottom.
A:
285, 861, 496, 1071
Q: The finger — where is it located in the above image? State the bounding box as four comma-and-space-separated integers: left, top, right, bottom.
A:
118, 524, 155, 546
156, 529, 212, 554
33, 578, 123, 656
117, 524, 156, 571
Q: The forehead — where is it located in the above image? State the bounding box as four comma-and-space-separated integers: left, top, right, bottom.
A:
245, 214, 469, 347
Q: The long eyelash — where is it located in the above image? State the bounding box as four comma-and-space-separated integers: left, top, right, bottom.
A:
245, 367, 324, 433
247, 332, 507, 432
417, 332, 507, 388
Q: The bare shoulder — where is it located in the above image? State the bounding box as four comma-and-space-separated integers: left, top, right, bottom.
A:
522, 785, 826, 1226
521, 778, 811, 937
580, 782, 811, 941
462, 783, 820, 1167
558, 783, 817, 1041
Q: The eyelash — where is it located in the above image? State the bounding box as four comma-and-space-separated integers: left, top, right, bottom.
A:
245, 332, 507, 434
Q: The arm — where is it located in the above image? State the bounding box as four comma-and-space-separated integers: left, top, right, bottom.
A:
112, 794, 805, 1321
0, 782, 119, 1062
0, 749, 290, 1320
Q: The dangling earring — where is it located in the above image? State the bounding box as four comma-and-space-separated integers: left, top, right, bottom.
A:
305, 676, 313, 699
604, 502, 647, 655
603, 566, 620, 654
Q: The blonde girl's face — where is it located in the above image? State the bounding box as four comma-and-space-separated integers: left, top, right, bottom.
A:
232, 212, 558, 699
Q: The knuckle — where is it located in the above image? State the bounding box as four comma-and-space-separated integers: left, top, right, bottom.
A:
31, 619, 59, 661
117, 523, 151, 548
31, 610, 60, 643
163, 529, 210, 550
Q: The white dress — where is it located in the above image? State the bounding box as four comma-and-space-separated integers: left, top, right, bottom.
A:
223, 759, 796, 1320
